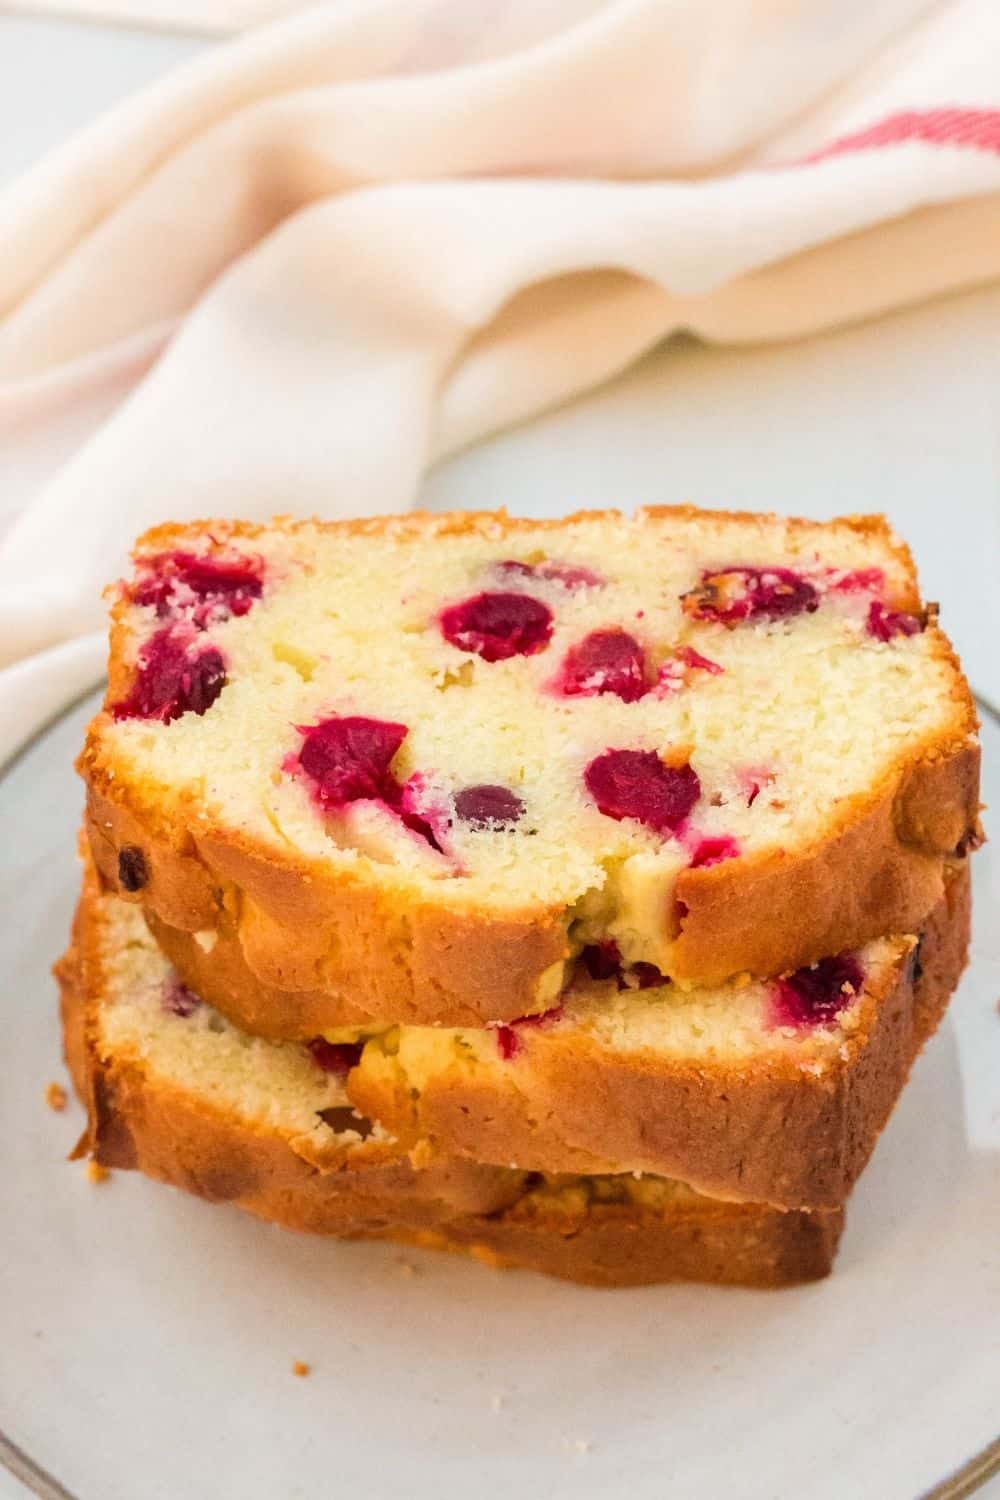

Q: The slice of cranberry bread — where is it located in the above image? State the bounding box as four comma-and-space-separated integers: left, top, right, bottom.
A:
344, 862, 970, 1210
60, 856, 521, 1227
80, 507, 979, 1029
58, 867, 840, 1288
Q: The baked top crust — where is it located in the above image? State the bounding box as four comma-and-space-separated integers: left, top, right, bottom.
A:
80, 506, 980, 1026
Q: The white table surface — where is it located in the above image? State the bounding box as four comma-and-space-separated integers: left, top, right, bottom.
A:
0, 15, 997, 1500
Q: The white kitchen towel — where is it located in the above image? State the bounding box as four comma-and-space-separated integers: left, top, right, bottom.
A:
2, 0, 1000, 766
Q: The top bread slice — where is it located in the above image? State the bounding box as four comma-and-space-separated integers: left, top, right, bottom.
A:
80, 507, 980, 1030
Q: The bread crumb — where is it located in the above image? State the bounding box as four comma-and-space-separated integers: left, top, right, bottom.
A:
562, 1437, 592, 1455
398, 1260, 417, 1277
292, 1361, 311, 1378
85, 1160, 110, 1185
45, 1081, 68, 1112
490, 1393, 504, 1413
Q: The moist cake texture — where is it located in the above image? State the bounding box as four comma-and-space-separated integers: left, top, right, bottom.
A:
80, 507, 980, 1028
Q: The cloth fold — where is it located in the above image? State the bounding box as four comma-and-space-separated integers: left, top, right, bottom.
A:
2, 0, 1000, 766
8, 0, 316, 34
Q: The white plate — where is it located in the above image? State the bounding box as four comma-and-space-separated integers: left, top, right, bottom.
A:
1, 18, 998, 1498
0, 687, 998, 1500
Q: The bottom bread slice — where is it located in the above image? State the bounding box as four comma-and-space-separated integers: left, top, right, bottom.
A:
57, 864, 841, 1287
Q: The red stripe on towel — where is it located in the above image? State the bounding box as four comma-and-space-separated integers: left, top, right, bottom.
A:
795, 107, 1000, 164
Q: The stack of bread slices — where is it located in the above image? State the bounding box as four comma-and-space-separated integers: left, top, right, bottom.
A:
61, 505, 981, 1287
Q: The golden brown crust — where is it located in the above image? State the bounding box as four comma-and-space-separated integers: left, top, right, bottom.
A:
80, 506, 981, 1028
396, 1196, 843, 1288
671, 737, 979, 983
118, 506, 917, 559
82, 777, 569, 1030
81, 725, 979, 1031
56, 875, 840, 1288
347, 864, 971, 1210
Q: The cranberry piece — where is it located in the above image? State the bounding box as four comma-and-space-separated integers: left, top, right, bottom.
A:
675, 645, 722, 674
770, 954, 865, 1030
168, 552, 262, 609
557, 629, 647, 702
132, 576, 171, 613
132, 564, 187, 615
581, 940, 622, 982
132, 549, 263, 625
491, 1006, 563, 1060
579, 942, 664, 990
688, 835, 740, 868
584, 749, 700, 835
867, 600, 924, 642
163, 980, 200, 1017
397, 807, 444, 850
628, 961, 667, 989
112, 628, 226, 723
682, 566, 818, 625
439, 592, 553, 662
292, 718, 447, 854
496, 559, 603, 590
831, 567, 884, 593
454, 784, 525, 829
117, 845, 148, 892
296, 716, 407, 810
493, 1026, 521, 1060
308, 1038, 364, 1076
